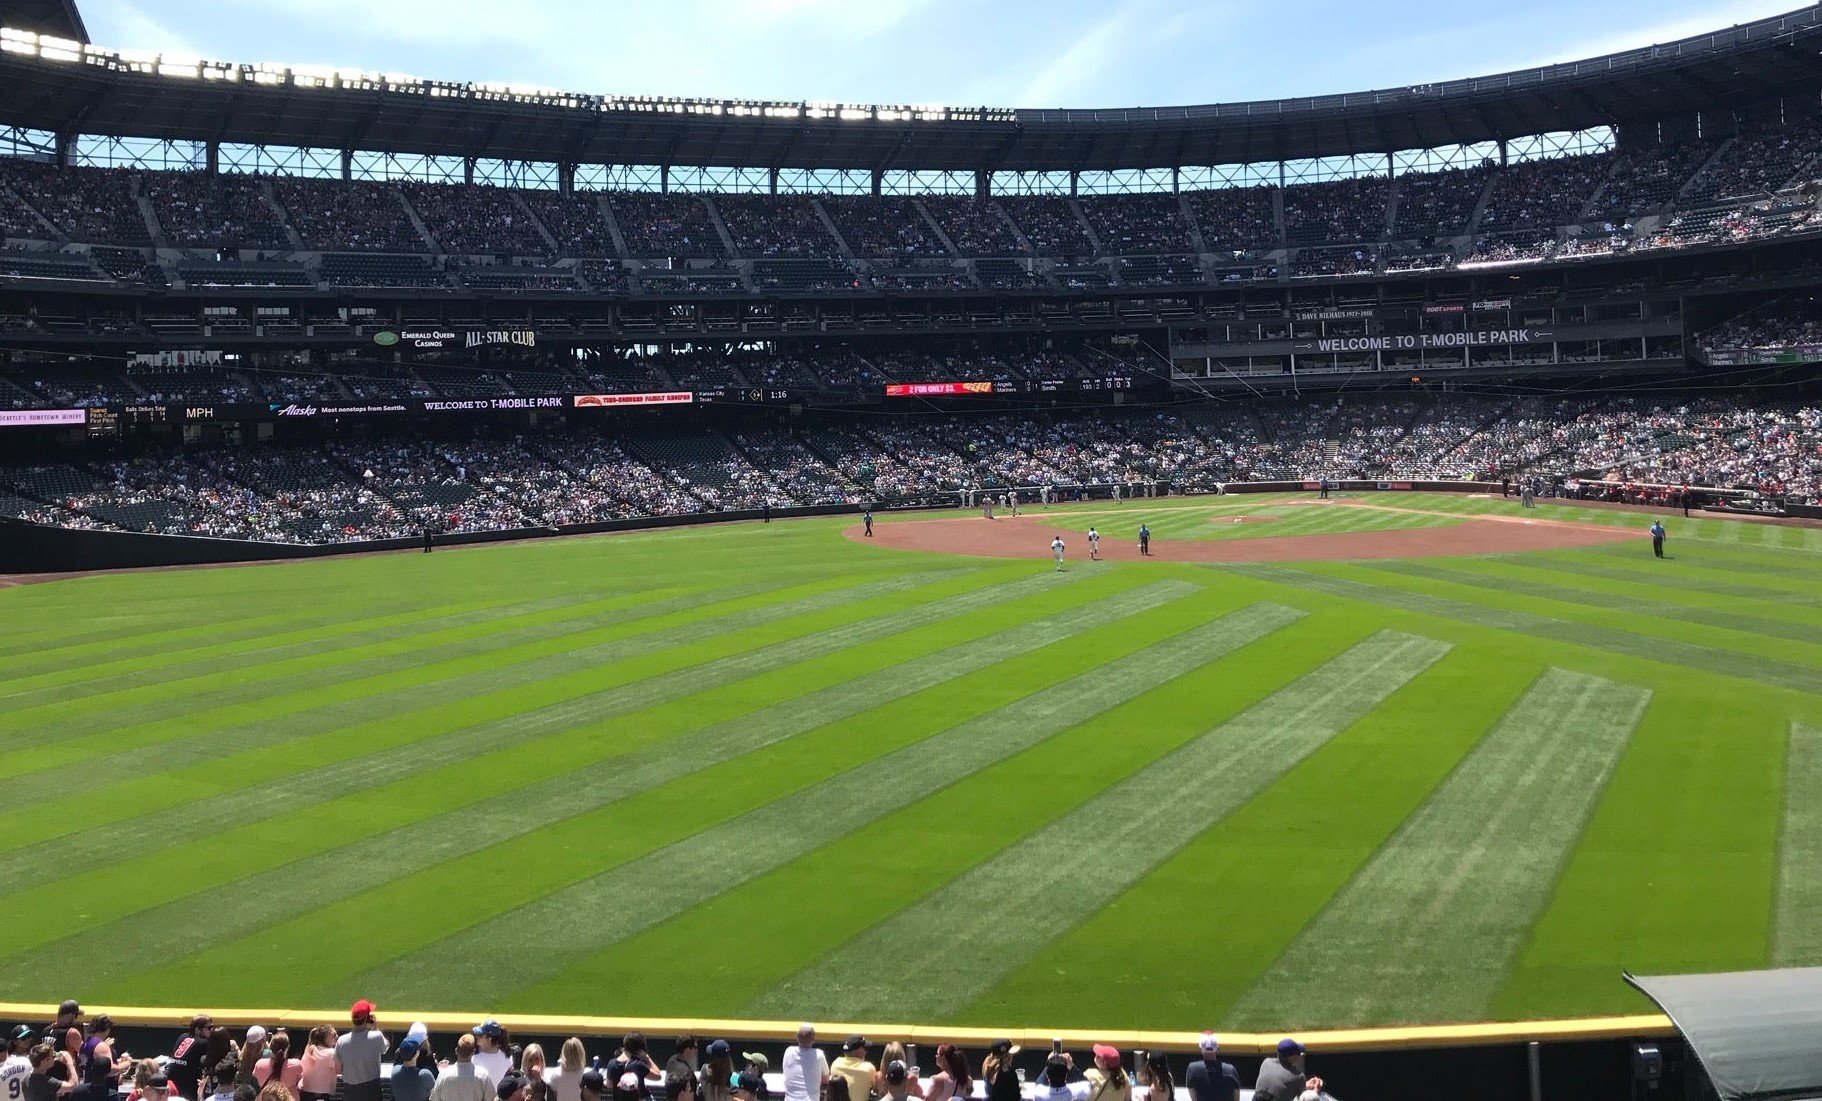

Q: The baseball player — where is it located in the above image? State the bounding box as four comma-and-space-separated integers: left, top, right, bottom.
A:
1008, 490, 1020, 517
862, 508, 874, 537
1138, 523, 1151, 557
1087, 527, 1100, 560
1051, 535, 1066, 571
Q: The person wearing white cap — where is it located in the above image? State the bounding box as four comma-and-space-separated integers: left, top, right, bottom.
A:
780, 1026, 825, 1101
392, 1025, 436, 1101
1183, 1035, 1238, 1101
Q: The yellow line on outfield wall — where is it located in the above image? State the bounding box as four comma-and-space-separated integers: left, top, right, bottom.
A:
0, 1003, 1675, 1053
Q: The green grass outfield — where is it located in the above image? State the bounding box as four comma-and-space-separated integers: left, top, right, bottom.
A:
2, 491, 1819, 1031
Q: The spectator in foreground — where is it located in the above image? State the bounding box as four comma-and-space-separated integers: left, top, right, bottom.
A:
546, 1040, 589, 1101
981, 1040, 1020, 1101
1251, 1041, 1322, 1101
1183, 1035, 1238, 1101
3, 1028, 34, 1101
578, 1070, 605, 1101
876, 1063, 915, 1101
1137, 1054, 1172, 1101
125, 1068, 164, 1101
498, 1075, 531, 1101
26, 1044, 68, 1101
1082, 1048, 1128, 1101
205, 1060, 239, 1101
470, 1024, 513, 1093
390, 1027, 436, 1101
237, 1029, 268, 1091
829, 1038, 872, 1101
695, 1043, 733, 1101
613, 1074, 646, 1101
606, 1035, 657, 1101
432, 1036, 494, 1101
1024, 1057, 1087, 1101
781, 1026, 826, 1101
257, 1032, 302, 1092
665, 1039, 698, 1086
872, 1048, 918, 1100
44, 1004, 82, 1060
169, 1018, 214, 1100
335, 1003, 387, 1101
296, 1031, 337, 1101
924, 1046, 969, 1101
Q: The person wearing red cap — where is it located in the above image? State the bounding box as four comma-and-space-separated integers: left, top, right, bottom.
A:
1082, 1048, 1128, 1101
334, 1003, 387, 1101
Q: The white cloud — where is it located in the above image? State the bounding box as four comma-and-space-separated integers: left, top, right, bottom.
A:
712, 0, 938, 39
1492, 0, 1803, 74
1014, 7, 1142, 107
81, 0, 200, 54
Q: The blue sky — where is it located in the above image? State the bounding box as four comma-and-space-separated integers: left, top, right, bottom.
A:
78, 0, 1806, 108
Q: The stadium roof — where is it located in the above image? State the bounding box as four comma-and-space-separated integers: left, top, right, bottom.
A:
2, 0, 84, 43
3, 7, 1822, 172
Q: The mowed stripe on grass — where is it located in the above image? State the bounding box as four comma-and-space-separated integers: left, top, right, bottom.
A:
15, 577, 1183, 999
0, 592, 558, 698
0, 569, 1061, 899
1369, 560, 1822, 645
1505, 554, 1822, 610
1231, 564, 1822, 697
1775, 724, 1822, 966
0, 569, 921, 754
0, 572, 957, 830
327, 602, 1303, 1009
0, 590, 677, 710
0, 567, 1054, 945
1228, 669, 1648, 1027
750, 630, 1449, 1022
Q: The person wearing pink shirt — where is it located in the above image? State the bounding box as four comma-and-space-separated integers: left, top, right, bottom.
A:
255, 1033, 302, 1093
296, 1029, 338, 1101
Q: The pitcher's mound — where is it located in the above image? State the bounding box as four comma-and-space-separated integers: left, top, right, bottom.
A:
846, 513, 1633, 562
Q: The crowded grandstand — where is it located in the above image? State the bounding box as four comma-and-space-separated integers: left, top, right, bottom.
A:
0, 8, 1820, 548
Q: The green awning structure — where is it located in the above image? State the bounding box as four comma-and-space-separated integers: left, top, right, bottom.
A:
1625, 968, 1822, 1101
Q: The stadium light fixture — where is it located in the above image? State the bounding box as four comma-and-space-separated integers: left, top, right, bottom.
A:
0, 24, 1027, 127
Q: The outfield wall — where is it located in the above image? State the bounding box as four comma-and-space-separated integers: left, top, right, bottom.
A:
0, 1002, 1683, 1101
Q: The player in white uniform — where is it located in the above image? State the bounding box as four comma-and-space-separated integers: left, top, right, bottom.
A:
1051, 536, 1066, 571
1087, 527, 1100, 560
1008, 490, 1020, 517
